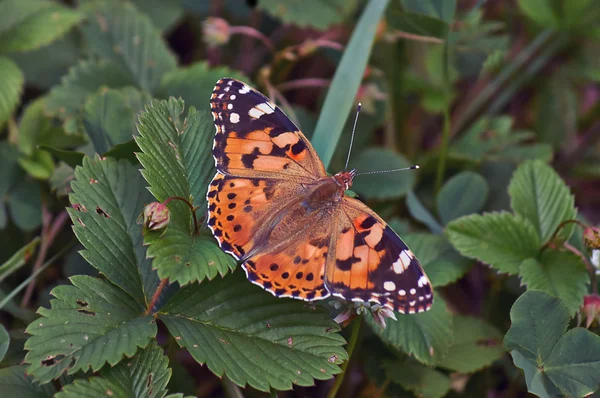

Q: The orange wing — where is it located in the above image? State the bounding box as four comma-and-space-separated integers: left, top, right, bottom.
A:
325, 197, 433, 314
210, 78, 325, 181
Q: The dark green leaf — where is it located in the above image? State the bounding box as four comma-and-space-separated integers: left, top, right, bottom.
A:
401, 0, 456, 23
18, 150, 54, 180
509, 160, 576, 244
519, 250, 589, 315
6, 179, 42, 231
0, 324, 8, 362
446, 212, 540, 274
384, 357, 450, 398
131, 0, 183, 31
351, 148, 416, 199
387, 11, 449, 39
367, 295, 452, 365
159, 271, 347, 392
0, 57, 24, 128
258, 0, 359, 29
437, 171, 489, 224
55, 342, 170, 398
102, 139, 140, 163
24, 276, 157, 384
0, 237, 39, 284
39, 146, 84, 169
406, 191, 443, 234
0, 366, 55, 397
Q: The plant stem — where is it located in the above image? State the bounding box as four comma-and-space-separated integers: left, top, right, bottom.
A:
564, 242, 597, 294
327, 318, 362, 398
541, 219, 588, 252
146, 278, 169, 315
435, 40, 452, 193
163, 196, 200, 234
21, 209, 70, 308
230, 26, 274, 52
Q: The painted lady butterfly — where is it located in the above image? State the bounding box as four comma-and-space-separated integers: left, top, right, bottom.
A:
207, 78, 433, 314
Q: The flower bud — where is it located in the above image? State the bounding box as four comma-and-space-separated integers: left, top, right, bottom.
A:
141, 202, 170, 231
582, 294, 600, 328
584, 226, 600, 249
203, 17, 230, 48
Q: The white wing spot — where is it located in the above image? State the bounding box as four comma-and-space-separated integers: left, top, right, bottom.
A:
425, 293, 432, 299
417, 308, 425, 313
408, 309, 415, 314
230, 94, 236, 100
239, 85, 251, 94
383, 281, 396, 292
417, 275, 428, 288
409, 301, 416, 306
248, 102, 276, 119
410, 288, 416, 295
227, 104, 233, 110
218, 93, 224, 99
399, 289, 406, 296
418, 296, 424, 301
230, 113, 240, 124
227, 80, 234, 86
224, 87, 230, 92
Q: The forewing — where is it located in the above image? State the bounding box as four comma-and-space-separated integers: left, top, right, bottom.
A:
326, 197, 433, 314
210, 78, 325, 180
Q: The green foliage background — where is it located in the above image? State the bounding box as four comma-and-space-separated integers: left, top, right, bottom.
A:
0, 0, 599, 397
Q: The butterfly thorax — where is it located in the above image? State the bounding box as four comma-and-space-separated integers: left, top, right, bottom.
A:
304, 170, 356, 210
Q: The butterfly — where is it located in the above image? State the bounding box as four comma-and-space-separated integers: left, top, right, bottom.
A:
206, 78, 433, 314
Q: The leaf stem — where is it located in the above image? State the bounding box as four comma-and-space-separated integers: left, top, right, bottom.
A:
163, 196, 200, 234
563, 242, 597, 295
435, 40, 452, 193
229, 25, 274, 52
327, 318, 362, 398
146, 278, 169, 315
541, 219, 588, 252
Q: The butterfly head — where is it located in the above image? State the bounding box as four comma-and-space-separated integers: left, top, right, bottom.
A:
333, 169, 356, 191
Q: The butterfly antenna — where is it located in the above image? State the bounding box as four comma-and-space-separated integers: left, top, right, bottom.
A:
355, 165, 420, 176
344, 103, 362, 171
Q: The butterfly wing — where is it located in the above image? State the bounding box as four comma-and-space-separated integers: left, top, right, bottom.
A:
210, 78, 325, 181
325, 197, 433, 314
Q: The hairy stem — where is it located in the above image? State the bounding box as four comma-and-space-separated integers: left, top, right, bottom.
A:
147, 278, 169, 315
163, 196, 200, 234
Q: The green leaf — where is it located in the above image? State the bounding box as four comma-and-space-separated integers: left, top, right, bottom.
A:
0, 237, 39, 284
437, 171, 489, 224
18, 150, 54, 180
45, 60, 135, 134
131, 0, 183, 31
519, 250, 589, 315
55, 342, 170, 398
83, 87, 151, 154
505, 290, 600, 398
403, 233, 471, 287
0, 57, 24, 128
446, 212, 540, 274
136, 99, 236, 285
39, 146, 84, 169
160, 62, 246, 111
387, 10, 449, 39
0, 366, 55, 397
367, 295, 452, 365
24, 275, 157, 384
6, 178, 42, 231
258, 0, 359, 29
401, 0, 456, 23
158, 271, 347, 392
351, 148, 416, 199
81, 1, 177, 93
406, 191, 443, 234
0, 324, 8, 362
437, 316, 504, 372
68, 156, 158, 306
312, 0, 390, 168
509, 160, 576, 244
384, 358, 450, 398
0, 0, 82, 53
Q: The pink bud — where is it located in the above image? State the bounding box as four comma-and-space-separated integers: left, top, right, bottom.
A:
142, 202, 170, 231
583, 226, 600, 249
582, 294, 600, 328
202, 17, 230, 48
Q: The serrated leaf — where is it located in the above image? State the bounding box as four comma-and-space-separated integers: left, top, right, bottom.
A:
24, 275, 157, 384
509, 160, 576, 244
160, 62, 246, 111
0, 1, 82, 53
406, 191, 444, 234
81, 0, 177, 93
446, 212, 540, 274
351, 148, 416, 199
403, 233, 471, 287
519, 250, 589, 315
367, 295, 452, 365
0, 324, 8, 362
136, 99, 236, 284
55, 342, 170, 398
384, 358, 450, 398
437, 316, 504, 373
68, 156, 158, 306
0, 366, 55, 397
505, 290, 600, 398
158, 271, 347, 392
437, 171, 489, 224
258, 0, 359, 29
45, 60, 135, 133
83, 87, 151, 154
0, 57, 24, 128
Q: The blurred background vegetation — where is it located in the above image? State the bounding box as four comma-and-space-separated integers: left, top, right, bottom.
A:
0, 0, 599, 397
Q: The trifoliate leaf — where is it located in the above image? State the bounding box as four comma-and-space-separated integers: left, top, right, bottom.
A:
0, 366, 55, 397
509, 160, 576, 243
0, 57, 23, 128
160, 62, 246, 111
158, 271, 347, 392
258, 0, 359, 29
437, 316, 504, 373
437, 171, 489, 224
0, 0, 81, 53
136, 99, 236, 285
519, 249, 589, 315
68, 156, 158, 306
505, 290, 600, 398
55, 342, 170, 398
25, 275, 157, 384
383, 358, 450, 398
446, 212, 540, 274
367, 295, 452, 365
81, 1, 177, 93
403, 233, 471, 287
